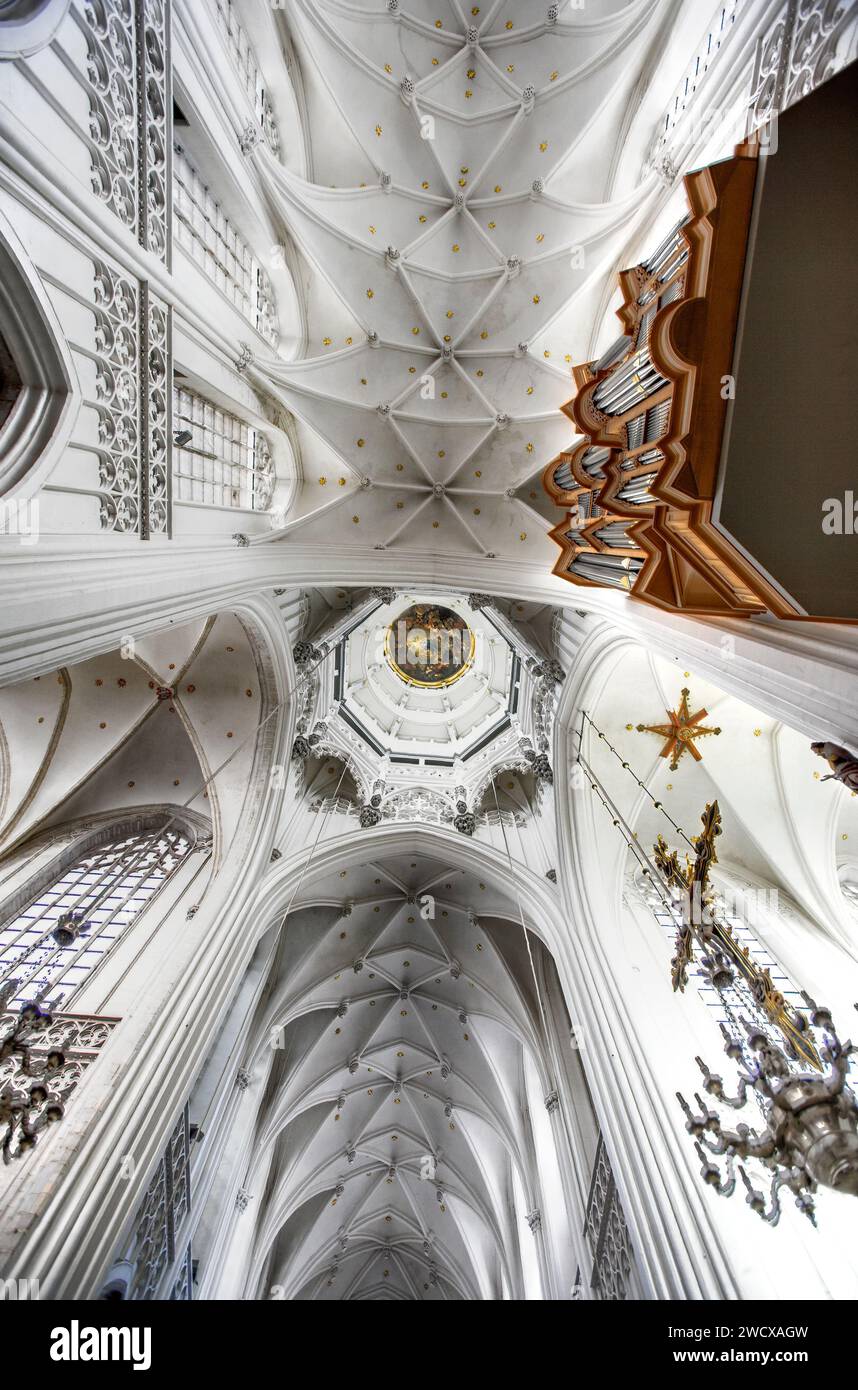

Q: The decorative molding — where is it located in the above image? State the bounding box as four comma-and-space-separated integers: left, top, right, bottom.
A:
81, 0, 172, 266
92, 260, 170, 536
234, 343, 255, 373
747, 0, 858, 130
239, 122, 262, 156
93, 260, 141, 533
358, 791, 384, 829
138, 0, 171, 264
292, 640, 323, 666
79, 0, 172, 536
452, 793, 476, 837
145, 287, 170, 534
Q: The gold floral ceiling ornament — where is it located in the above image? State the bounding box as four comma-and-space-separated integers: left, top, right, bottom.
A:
635, 687, 721, 771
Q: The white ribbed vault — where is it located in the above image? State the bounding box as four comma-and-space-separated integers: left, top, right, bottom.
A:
245, 847, 575, 1300
250, 0, 661, 572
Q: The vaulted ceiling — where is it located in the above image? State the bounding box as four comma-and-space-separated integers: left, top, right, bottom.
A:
254, 0, 662, 575
0, 614, 262, 863
249, 848, 565, 1300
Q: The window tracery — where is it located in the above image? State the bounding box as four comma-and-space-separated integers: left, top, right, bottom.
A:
0, 824, 191, 1011
99, 1105, 192, 1300
0, 822, 192, 1165
80, 0, 171, 263
92, 260, 170, 535
583, 1134, 635, 1301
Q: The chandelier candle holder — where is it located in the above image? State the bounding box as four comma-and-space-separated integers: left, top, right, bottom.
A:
678, 1000, 858, 1227
0, 993, 119, 1163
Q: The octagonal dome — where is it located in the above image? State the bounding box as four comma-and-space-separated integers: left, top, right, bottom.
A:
341, 591, 516, 760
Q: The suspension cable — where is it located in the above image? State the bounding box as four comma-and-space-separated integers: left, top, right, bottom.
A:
577, 709, 696, 851
278, 753, 354, 926
576, 751, 681, 922
161, 642, 333, 844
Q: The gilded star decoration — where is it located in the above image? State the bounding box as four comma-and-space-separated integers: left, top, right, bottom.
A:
635, 687, 721, 771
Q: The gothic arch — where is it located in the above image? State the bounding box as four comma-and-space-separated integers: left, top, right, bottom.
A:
0, 210, 79, 497
300, 751, 363, 809
473, 762, 538, 819
222, 825, 596, 1302
554, 618, 858, 1300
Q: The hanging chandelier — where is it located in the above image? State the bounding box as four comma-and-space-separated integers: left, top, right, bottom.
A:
576, 712, 858, 1228
679, 999, 857, 1226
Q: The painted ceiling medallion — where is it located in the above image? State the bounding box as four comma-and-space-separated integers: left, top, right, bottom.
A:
635, 687, 721, 771
384, 603, 475, 688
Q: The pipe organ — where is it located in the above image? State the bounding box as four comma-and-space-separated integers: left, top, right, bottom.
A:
542, 140, 832, 619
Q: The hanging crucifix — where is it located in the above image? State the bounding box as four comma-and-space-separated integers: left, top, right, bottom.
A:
652, 799, 820, 1071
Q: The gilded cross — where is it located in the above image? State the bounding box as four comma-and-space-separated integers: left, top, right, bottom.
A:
653, 799, 820, 1069
654, 799, 722, 992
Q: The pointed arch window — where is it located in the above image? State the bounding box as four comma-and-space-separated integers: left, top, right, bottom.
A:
0, 212, 75, 497
0, 326, 21, 431
0, 825, 192, 1012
